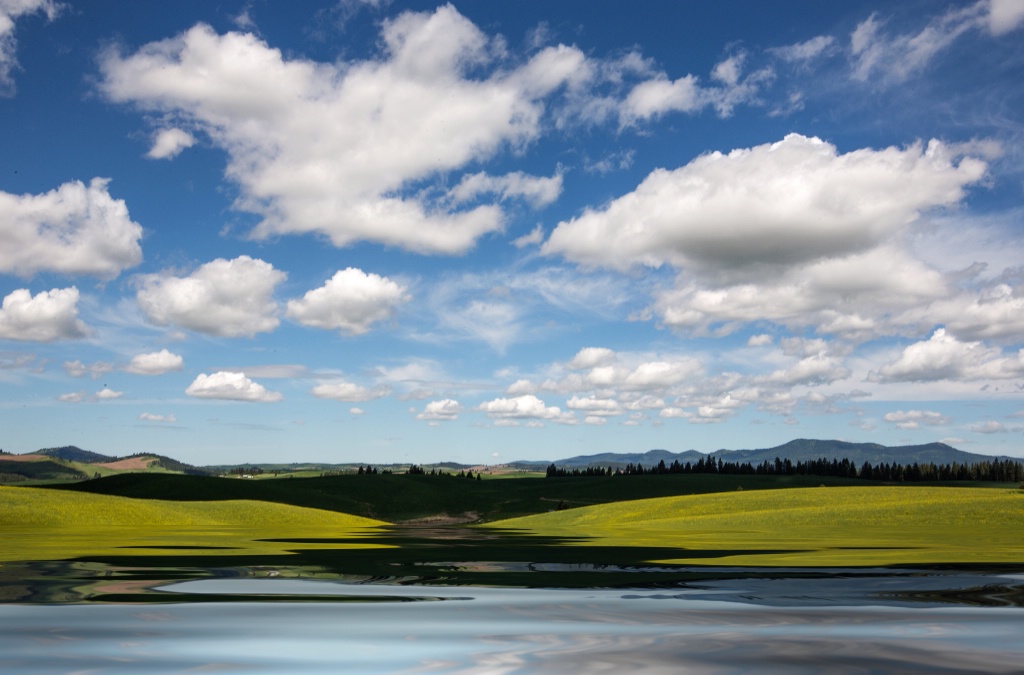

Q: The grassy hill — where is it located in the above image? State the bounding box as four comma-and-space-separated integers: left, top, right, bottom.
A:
1, 448, 214, 484
35, 446, 114, 463
485, 485, 1024, 566
0, 485, 386, 563
0, 458, 88, 482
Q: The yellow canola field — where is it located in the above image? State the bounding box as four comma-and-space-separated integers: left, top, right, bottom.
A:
0, 486, 390, 562
487, 485, 1024, 567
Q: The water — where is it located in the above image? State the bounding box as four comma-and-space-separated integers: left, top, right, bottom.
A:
2, 527, 1024, 673
3, 577, 1024, 673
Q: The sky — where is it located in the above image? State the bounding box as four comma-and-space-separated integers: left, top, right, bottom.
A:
1, 0, 1024, 465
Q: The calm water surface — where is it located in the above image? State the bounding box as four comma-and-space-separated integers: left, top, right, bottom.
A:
3, 574, 1024, 673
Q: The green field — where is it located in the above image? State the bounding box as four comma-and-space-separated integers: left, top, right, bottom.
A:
0, 485, 388, 562
486, 485, 1024, 566
5, 476, 1023, 570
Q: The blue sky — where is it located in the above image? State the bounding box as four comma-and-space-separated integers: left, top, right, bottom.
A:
2, 0, 1023, 465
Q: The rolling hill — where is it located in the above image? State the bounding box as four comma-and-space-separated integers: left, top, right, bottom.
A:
0, 447, 213, 483
35, 446, 114, 463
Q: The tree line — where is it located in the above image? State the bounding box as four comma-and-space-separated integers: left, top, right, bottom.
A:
545, 456, 1024, 483
407, 464, 481, 480
351, 464, 482, 479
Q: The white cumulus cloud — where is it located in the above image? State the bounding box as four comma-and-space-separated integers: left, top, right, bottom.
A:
99, 6, 587, 254
567, 347, 617, 370
286, 268, 408, 336
544, 134, 986, 272
136, 256, 285, 337
618, 50, 772, 125
146, 127, 195, 159
883, 409, 950, 430
417, 398, 462, 422
476, 394, 576, 425
186, 371, 282, 402
125, 349, 184, 375
871, 329, 1024, 383
619, 75, 701, 123
0, 287, 87, 341
544, 134, 990, 341
0, 178, 143, 279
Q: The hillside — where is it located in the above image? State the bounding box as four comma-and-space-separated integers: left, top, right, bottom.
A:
35, 446, 113, 463
0, 457, 88, 481
0, 448, 213, 483
486, 486, 1024, 567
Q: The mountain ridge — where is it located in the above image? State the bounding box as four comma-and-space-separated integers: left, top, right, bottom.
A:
5, 439, 1020, 482
512, 439, 1015, 470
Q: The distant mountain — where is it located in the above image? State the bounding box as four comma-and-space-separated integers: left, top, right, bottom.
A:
512, 448, 705, 470
515, 439, 1015, 470
35, 446, 114, 463
710, 439, 1002, 466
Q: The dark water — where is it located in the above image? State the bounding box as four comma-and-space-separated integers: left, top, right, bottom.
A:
2, 527, 1023, 673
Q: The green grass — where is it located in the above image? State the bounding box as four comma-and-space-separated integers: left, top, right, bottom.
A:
0, 486, 389, 562
485, 485, 1024, 566
22, 475, 1024, 569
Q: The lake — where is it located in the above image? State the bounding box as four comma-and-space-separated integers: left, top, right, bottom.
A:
2, 526, 1023, 672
